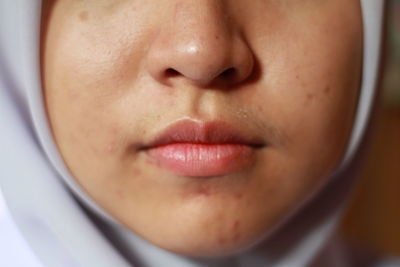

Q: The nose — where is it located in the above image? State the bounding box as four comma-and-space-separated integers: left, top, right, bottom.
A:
145, 2, 254, 88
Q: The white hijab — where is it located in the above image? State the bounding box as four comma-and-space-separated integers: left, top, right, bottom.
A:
0, 1, 385, 266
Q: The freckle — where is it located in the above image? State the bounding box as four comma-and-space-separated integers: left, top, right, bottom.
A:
307, 93, 314, 101
79, 11, 89, 21
324, 86, 331, 95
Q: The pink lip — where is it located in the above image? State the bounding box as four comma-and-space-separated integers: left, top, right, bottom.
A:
142, 120, 264, 177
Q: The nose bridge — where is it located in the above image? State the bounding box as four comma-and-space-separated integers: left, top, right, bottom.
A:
174, 2, 232, 78
173, 1, 232, 49
145, 1, 254, 87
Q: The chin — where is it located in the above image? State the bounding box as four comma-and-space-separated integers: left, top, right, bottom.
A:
151, 231, 261, 259
128, 200, 274, 259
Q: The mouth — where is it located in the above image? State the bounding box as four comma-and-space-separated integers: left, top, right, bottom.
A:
140, 119, 265, 177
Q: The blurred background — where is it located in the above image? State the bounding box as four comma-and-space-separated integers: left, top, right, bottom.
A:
340, 0, 400, 258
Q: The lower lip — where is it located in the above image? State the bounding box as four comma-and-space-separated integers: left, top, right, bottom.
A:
146, 143, 255, 177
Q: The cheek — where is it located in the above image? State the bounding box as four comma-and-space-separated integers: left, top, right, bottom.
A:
241, 5, 362, 196
43, 1, 158, 101
43, 6, 144, 166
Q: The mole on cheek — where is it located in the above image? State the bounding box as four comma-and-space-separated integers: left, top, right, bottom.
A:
79, 11, 89, 22
324, 85, 331, 95
234, 192, 243, 200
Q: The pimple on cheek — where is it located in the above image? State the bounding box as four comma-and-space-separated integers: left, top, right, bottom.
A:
306, 93, 315, 102
295, 74, 308, 88
256, 105, 264, 114
104, 140, 118, 155
303, 91, 315, 106
102, 127, 122, 156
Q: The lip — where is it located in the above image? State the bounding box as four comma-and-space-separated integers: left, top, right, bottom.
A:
141, 119, 264, 177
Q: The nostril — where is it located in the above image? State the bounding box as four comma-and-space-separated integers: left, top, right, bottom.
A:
161, 66, 241, 86
165, 68, 180, 78
220, 68, 236, 79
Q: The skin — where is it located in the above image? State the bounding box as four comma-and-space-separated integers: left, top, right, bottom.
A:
41, 0, 362, 258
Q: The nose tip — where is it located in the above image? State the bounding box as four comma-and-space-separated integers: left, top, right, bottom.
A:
145, 6, 254, 88
148, 39, 254, 87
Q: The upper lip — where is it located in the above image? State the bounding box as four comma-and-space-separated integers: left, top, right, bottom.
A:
141, 119, 265, 149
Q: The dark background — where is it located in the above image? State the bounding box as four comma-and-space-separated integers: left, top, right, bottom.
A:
340, 0, 400, 258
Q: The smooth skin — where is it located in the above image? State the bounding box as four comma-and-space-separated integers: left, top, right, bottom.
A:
42, 0, 362, 258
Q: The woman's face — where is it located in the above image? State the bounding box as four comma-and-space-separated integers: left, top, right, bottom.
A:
42, 0, 362, 257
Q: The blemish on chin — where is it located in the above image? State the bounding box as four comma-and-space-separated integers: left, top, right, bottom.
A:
197, 186, 211, 196
232, 220, 241, 242
217, 220, 241, 245
232, 231, 241, 242
217, 236, 227, 245
182, 184, 213, 199
193, 185, 212, 197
